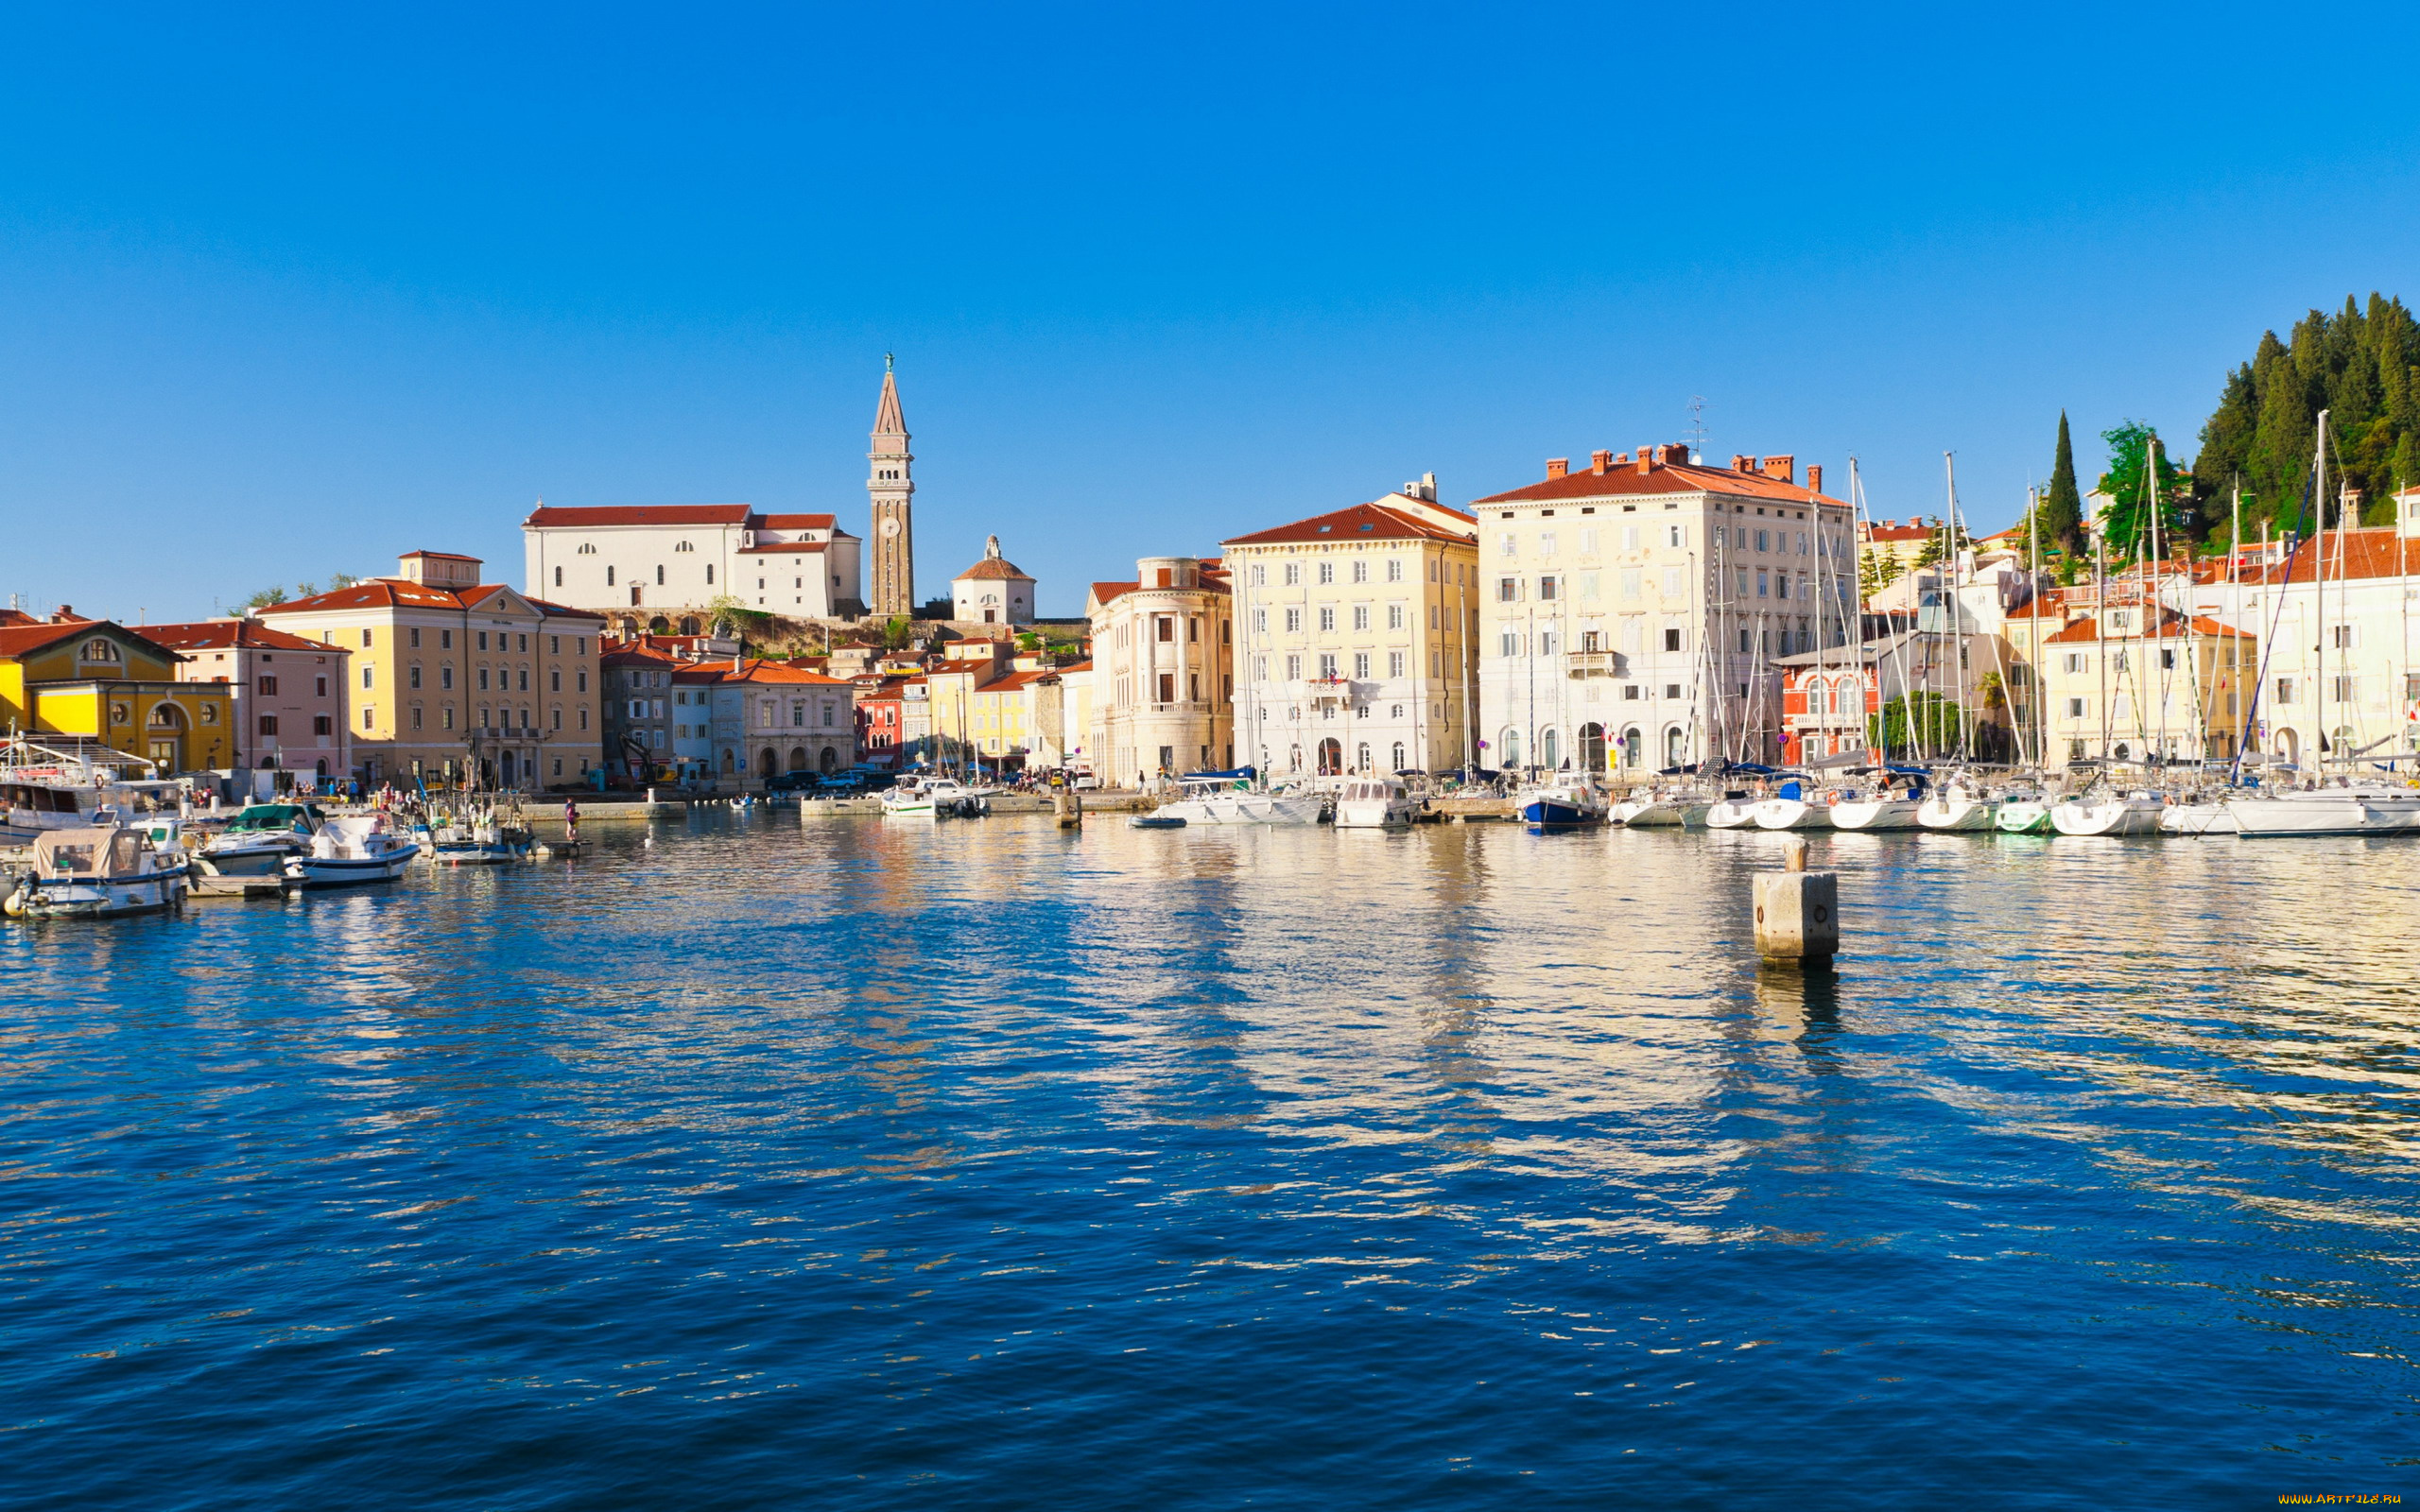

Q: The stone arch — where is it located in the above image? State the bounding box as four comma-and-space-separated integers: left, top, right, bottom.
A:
819, 747, 839, 773
757, 747, 776, 779
1317, 737, 1342, 775
678, 616, 700, 636
787, 746, 807, 771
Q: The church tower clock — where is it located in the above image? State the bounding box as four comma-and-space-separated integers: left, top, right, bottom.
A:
867, 357, 915, 618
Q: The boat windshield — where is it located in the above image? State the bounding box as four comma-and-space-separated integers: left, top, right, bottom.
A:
224, 804, 321, 833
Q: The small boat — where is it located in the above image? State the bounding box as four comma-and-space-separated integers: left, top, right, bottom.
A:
199, 801, 325, 876
1704, 792, 1759, 830
2227, 783, 2420, 838
1827, 768, 1927, 832
421, 805, 536, 863
1516, 779, 1608, 832
1625, 790, 1712, 828
1335, 776, 1422, 829
1752, 775, 1833, 830
881, 779, 994, 818
2158, 796, 2241, 835
1155, 778, 1324, 826
1994, 797, 2054, 834
2048, 791, 2163, 836
4, 825, 188, 919
1130, 815, 1187, 830
1604, 798, 1646, 826
287, 816, 421, 886
1917, 781, 1997, 832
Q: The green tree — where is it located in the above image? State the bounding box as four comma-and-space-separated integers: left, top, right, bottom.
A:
239, 586, 287, 610
2040, 411, 2085, 556
1868, 691, 1962, 760
701, 593, 772, 643
2094, 421, 2192, 558
2196, 293, 2420, 536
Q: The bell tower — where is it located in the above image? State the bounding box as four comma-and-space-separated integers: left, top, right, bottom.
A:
868, 356, 915, 617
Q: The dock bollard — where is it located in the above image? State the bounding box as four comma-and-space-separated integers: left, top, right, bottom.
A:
1056, 790, 1082, 829
1754, 836, 1838, 964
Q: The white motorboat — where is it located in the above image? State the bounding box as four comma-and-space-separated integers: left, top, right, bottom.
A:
1154, 779, 1324, 826
1335, 776, 1423, 829
2048, 791, 2164, 836
1604, 798, 1646, 826
1917, 783, 1997, 832
199, 801, 325, 876
2227, 784, 2420, 838
1516, 780, 1608, 831
4, 825, 188, 919
420, 806, 536, 862
880, 778, 993, 818
287, 816, 421, 886
1830, 789, 1926, 831
1752, 777, 1834, 830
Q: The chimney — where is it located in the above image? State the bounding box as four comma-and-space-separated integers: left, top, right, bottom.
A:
1589, 449, 1613, 474
1806, 464, 1824, 495
50, 605, 77, 623
1546, 457, 1569, 479
1760, 455, 1795, 484
1636, 444, 1654, 475
1731, 454, 1754, 472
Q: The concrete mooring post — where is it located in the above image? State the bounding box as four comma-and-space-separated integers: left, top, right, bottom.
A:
1754, 836, 1839, 964
1056, 789, 1082, 829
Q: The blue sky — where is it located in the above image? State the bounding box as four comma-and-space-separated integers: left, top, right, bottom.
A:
6, 3, 2419, 621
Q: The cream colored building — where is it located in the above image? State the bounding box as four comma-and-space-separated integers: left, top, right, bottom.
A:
252, 551, 605, 790
1470, 446, 1857, 775
1222, 477, 1480, 777
1085, 558, 1234, 783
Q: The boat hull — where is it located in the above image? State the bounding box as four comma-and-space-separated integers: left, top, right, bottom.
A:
1336, 800, 1418, 829
1917, 798, 1996, 832
7, 873, 185, 919
1704, 800, 1758, 830
1521, 799, 1597, 831
288, 844, 420, 887
1752, 799, 1832, 830
1830, 799, 1924, 831
1156, 795, 1324, 825
2228, 792, 2420, 837
1994, 801, 2052, 834
2048, 799, 2162, 836
2158, 802, 2240, 835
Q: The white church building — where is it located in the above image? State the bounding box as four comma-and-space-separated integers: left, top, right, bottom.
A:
523, 504, 864, 636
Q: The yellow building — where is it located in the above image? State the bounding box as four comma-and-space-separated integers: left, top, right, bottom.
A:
251, 551, 606, 790
0, 614, 236, 773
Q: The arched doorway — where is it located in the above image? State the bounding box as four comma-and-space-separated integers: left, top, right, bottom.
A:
1579, 723, 1605, 773
819, 747, 839, 773
678, 616, 700, 635
1390, 741, 1406, 772
756, 747, 776, 779
2276, 728, 2300, 765
1355, 741, 1371, 772
787, 746, 807, 771
722, 748, 736, 774
1499, 728, 1522, 768
1664, 727, 1685, 767
145, 702, 187, 772
1540, 728, 1561, 771
648, 616, 671, 635
1621, 727, 1643, 769
1317, 738, 1342, 775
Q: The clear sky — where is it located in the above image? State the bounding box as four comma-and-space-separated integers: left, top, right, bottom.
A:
7, 3, 2419, 622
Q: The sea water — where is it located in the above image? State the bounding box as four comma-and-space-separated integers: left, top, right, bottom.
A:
4, 816, 2417, 1508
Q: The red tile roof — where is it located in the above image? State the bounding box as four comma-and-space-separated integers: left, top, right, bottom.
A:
143, 619, 346, 654
1089, 581, 1137, 608
0, 609, 37, 627
756, 512, 837, 531
1224, 500, 1477, 548
2245, 528, 2420, 586
954, 556, 1032, 580
252, 579, 603, 620
525, 505, 753, 528
0, 620, 172, 662
402, 549, 483, 562
1864, 523, 1935, 542
1474, 458, 1845, 508
726, 660, 855, 687
2044, 612, 2248, 644
738, 541, 828, 555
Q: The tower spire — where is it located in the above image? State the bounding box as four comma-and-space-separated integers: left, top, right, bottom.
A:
867, 361, 915, 617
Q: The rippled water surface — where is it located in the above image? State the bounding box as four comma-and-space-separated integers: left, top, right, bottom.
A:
6, 814, 2420, 1508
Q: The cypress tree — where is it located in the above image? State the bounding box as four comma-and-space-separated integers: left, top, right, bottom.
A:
2040, 411, 2083, 557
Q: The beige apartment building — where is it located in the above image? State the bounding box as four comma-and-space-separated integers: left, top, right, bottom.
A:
252, 551, 606, 790
1085, 558, 1234, 782
1221, 477, 1481, 777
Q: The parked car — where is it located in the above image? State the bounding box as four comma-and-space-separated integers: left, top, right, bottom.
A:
766, 771, 824, 794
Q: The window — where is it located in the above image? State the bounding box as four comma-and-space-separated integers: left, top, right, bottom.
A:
257, 713, 279, 736
2333, 624, 2357, 649
1668, 524, 1685, 548
1252, 564, 1267, 586
1319, 607, 1336, 631
1663, 569, 1684, 598
1352, 605, 1370, 630
258, 674, 279, 696
441, 666, 454, 691
1757, 570, 1770, 598
410, 707, 423, 730
1539, 532, 1557, 557
550, 670, 560, 692
1285, 608, 1302, 633
577, 671, 588, 693
1497, 577, 1518, 603
1664, 627, 1683, 652
2161, 648, 2176, 670
1499, 533, 1516, 558
1387, 604, 1405, 630
443, 707, 456, 730
1538, 576, 1559, 602
1157, 617, 1174, 643
361, 707, 375, 730
1499, 631, 1520, 657
1755, 530, 1770, 552
1318, 654, 1339, 679
1386, 558, 1403, 583
1158, 673, 1176, 702
1621, 569, 1642, 600
1253, 609, 1268, 632
1287, 654, 1302, 679
2275, 678, 2295, 706
555, 566, 563, 587
478, 667, 490, 692
1389, 650, 1406, 678
1284, 561, 1301, 587
360, 665, 373, 690
315, 675, 327, 697
440, 629, 452, 649
407, 665, 421, 690
1354, 652, 1372, 679
607, 567, 615, 586
2066, 697, 2086, 718
409, 627, 422, 648
1351, 559, 1368, 584
360, 628, 373, 648
2064, 652, 2085, 674
312, 713, 332, 736
1739, 628, 1752, 653
2335, 675, 2360, 703
1314, 561, 1334, 586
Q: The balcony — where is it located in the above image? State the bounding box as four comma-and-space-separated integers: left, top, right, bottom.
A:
1565, 650, 1626, 679
1302, 677, 1361, 707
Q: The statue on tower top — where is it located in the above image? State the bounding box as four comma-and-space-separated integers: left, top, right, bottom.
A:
985, 534, 1001, 558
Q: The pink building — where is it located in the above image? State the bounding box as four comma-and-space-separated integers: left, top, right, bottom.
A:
147, 619, 354, 784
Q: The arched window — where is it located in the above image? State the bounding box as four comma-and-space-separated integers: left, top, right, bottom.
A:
1579, 723, 1605, 772
1665, 727, 1685, 767
578, 543, 597, 555
1390, 741, 1406, 772
1317, 738, 1342, 775
1622, 727, 1643, 768
80, 639, 120, 663
675, 541, 694, 553
1499, 728, 1523, 767
1356, 741, 1371, 772
1541, 727, 1561, 770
